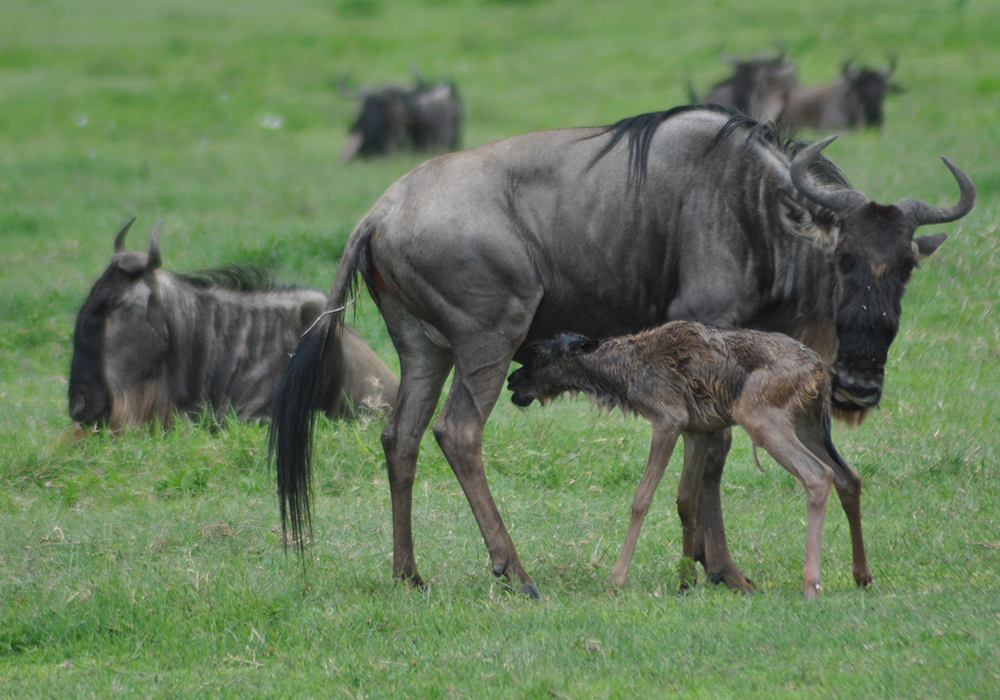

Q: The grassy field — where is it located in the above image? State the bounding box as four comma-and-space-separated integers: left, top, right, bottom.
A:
2, 0, 999, 696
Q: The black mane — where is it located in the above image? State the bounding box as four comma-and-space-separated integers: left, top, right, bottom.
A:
178, 264, 288, 293
589, 104, 851, 192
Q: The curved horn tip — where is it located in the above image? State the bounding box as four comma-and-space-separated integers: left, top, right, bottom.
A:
815, 134, 839, 149
799, 134, 839, 160
114, 215, 138, 252
940, 156, 976, 198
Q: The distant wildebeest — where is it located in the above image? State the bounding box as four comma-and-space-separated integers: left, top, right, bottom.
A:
270, 104, 974, 599
507, 322, 872, 598
780, 58, 904, 130
339, 75, 463, 161
68, 218, 397, 435
692, 51, 798, 122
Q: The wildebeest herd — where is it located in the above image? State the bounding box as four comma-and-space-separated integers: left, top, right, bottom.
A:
691, 50, 903, 129
68, 54, 976, 599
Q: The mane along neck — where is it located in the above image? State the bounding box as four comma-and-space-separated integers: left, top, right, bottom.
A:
563, 341, 637, 416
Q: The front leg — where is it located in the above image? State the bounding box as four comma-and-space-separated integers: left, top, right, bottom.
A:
609, 420, 681, 590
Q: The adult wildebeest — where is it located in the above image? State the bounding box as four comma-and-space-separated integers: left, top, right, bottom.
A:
780, 59, 903, 130
339, 76, 463, 161
507, 322, 872, 599
68, 218, 397, 434
270, 104, 974, 599
693, 52, 798, 122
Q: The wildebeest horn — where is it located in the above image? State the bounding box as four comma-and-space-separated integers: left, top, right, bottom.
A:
790, 136, 868, 216
147, 219, 162, 270
883, 54, 897, 78
114, 216, 138, 253
895, 157, 977, 226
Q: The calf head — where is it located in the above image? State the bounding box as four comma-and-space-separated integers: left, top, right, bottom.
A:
68, 218, 169, 427
788, 136, 975, 420
507, 333, 598, 407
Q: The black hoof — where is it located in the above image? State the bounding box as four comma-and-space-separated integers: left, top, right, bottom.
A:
492, 561, 506, 578
520, 583, 541, 600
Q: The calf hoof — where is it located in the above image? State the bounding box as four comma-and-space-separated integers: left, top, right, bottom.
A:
803, 582, 822, 600
608, 573, 628, 591
855, 570, 873, 588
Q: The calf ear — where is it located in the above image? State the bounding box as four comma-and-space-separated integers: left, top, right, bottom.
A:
780, 194, 840, 254
913, 231, 947, 259
565, 336, 599, 356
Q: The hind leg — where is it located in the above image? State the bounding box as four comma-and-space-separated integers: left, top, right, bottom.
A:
433, 340, 540, 598
796, 410, 872, 587
379, 296, 455, 588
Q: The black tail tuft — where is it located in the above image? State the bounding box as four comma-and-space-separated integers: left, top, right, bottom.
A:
268, 313, 342, 554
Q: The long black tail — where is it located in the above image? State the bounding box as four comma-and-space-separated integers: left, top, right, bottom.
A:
269, 313, 341, 552
268, 220, 374, 553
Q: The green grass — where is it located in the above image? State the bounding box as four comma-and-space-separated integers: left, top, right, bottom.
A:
2, 0, 999, 696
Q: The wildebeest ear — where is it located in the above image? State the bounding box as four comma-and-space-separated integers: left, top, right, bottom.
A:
779, 194, 839, 254
562, 334, 599, 356
913, 232, 947, 260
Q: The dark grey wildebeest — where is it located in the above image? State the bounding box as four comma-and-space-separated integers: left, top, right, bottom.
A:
780, 59, 904, 130
507, 322, 871, 599
68, 218, 397, 435
270, 104, 974, 599
693, 51, 798, 122
339, 76, 463, 161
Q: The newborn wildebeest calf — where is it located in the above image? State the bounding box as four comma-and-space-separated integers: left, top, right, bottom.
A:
507, 320, 873, 598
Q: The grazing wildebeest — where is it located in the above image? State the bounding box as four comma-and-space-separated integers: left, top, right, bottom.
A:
693, 52, 798, 122
780, 59, 903, 130
68, 218, 397, 434
507, 322, 872, 598
339, 76, 463, 161
270, 104, 974, 599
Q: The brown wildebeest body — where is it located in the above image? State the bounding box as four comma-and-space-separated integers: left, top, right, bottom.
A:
68, 219, 397, 434
780, 60, 903, 130
270, 106, 974, 599
339, 76, 463, 161
699, 52, 799, 122
507, 321, 872, 598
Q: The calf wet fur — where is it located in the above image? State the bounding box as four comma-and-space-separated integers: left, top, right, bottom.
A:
508, 320, 873, 598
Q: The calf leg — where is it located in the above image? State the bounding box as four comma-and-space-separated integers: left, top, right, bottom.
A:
795, 411, 872, 587
676, 431, 710, 590
746, 415, 834, 599
609, 422, 682, 589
